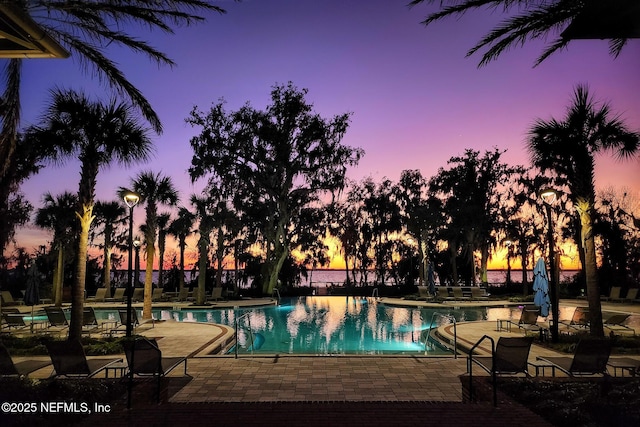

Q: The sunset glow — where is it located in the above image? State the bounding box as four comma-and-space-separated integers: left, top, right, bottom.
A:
10, 1, 640, 272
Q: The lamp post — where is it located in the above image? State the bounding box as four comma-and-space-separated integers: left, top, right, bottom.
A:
133, 237, 141, 288
123, 191, 140, 337
539, 188, 559, 342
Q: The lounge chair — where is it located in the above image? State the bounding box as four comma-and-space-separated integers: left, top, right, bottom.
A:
1, 291, 24, 306
45, 339, 122, 378
436, 287, 453, 301
603, 314, 635, 336
123, 337, 188, 403
86, 287, 107, 303
151, 288, 168, 302
468, 336, 534, 406
131, 288, 144, 302
44, 306, 69, 333
105, 287, 126, 303
171, 287, 189, 302
559, 307, 590, 333
536, 338, 612, 377
82, 307, 117, 336
1, 312, 30, 332
617, 288, 638, 303
471, 287, 490, 301
0, 342, 51, 377
498, 308, 542, 335
209, 287, 223, 302
451, 287, 470, 301
602, 286, 621, 302
111, 308, 154, 334
607, 357, 640, 377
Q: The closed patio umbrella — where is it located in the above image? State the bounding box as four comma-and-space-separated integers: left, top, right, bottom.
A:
533, 257, 551, 317
24, 263, 41, 332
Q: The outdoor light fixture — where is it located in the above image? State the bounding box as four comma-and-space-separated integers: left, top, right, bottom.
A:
539, 188, 559, 342
539, 188, 557, 204
123, 190, 140, 338
504, 239, 513, 286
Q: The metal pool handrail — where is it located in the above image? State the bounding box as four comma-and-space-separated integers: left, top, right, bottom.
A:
271, 288, 281, 304
428, 312, 457, 359
235, 310, 255, 359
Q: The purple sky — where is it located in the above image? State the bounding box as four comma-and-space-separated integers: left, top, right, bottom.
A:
15, 0, 640, 251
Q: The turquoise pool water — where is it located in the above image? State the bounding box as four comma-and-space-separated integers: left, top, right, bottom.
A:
151, 296, 491, 355
23, 297, 510, 355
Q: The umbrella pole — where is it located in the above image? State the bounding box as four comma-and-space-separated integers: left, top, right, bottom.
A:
31, 306, 34, 333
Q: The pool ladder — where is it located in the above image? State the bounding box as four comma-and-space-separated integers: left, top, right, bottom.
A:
427, 312, 458, 358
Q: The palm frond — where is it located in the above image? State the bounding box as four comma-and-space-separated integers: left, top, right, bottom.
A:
466, 2, 578, 67
55, 32, 163, 133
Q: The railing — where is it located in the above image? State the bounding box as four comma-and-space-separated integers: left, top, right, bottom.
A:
468, 335, 497, 407
271, 288, 281, 304
427, 312, 457, 359
235, 311, 255, 359
371, 287, 379, 298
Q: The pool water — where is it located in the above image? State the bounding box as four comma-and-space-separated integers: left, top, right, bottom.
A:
151, 296, 490, 355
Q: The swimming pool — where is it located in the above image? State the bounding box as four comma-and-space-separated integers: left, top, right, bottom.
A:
150, 296, 492, 355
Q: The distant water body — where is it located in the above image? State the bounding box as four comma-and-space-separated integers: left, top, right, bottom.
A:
127, 269, 578, 288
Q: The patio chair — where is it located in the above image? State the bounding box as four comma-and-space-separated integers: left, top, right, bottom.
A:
468, 335, 534, 406
451, 287, 470, 301
45, 339, 122, 378
416, 286, 433, 300
617, 288, 638, 303
559, 307, 590, 333
0, 342, 51, 377
436, 287, 453, 301
471, 287, 490, 301
209, 287, 224, 302
82, 307, 116, 336
131, 288, 144, 302
602, 286, 621, 302
499, 308, 542, 335
607, 357, 640, 377
44, 307, 69, 333
536, 338, 613, 377
1, 291, 24, 306
603, 313, 635, 336
123, 337, 188, 404
1, 312, 30, 332
105, 287, 126, 303
112, 308, 154, 334
171, 287, 189, 302
86, 287, 107, 303
151, 288, 168, 302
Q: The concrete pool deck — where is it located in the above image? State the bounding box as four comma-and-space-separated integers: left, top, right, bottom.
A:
7, 297, 640, 426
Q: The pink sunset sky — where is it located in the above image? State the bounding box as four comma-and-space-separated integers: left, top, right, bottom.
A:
13, 0, 640, 259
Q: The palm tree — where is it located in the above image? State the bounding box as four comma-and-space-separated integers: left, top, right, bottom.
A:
28, 89, 152, 340
409, 1, 637, 66
168, 207, 196, 294
191, 194, 215, 305
34, 191, 78, 306
132, 171, 179, 319
0, 1, 228, 181
156, 212, 172, 289
93, 200, 127, 298
528, 84, 640, 337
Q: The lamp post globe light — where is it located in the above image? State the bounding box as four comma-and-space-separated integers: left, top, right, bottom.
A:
123, 190, 140, 337
539, 188, 559, 342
